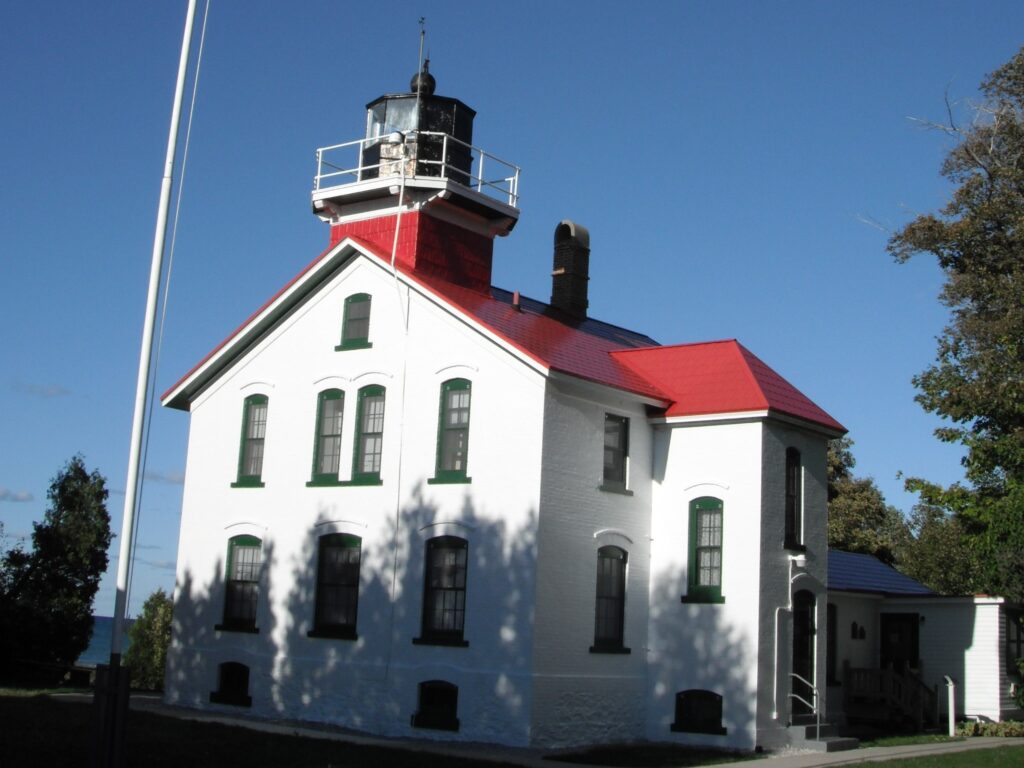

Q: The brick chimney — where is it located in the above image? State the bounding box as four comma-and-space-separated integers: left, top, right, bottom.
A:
550, 220, 590, 319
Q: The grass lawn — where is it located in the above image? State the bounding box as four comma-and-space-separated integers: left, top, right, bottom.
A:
545, 742, 757, 766
859, 747, 1024, 767
857, 733, 966, 748
1, 692, 524, 768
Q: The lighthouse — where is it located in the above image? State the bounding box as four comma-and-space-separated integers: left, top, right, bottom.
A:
310, 63, 520, 293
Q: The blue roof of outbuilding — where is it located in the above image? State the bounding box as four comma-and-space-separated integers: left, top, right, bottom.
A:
827, 550, 936, 596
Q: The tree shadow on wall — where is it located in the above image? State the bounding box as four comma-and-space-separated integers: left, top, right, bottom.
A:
646, 571, 756, 747
165, 486, 537, 744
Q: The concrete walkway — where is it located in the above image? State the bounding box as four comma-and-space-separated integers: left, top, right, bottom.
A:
71, 693, 1024, 767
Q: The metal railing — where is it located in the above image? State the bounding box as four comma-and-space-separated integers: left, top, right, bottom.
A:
313, 132, 520, 208
788, 672, 821, 741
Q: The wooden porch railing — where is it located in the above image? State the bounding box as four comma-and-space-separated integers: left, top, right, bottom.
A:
843, 662, 938, 729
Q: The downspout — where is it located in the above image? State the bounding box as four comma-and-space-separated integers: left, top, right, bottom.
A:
772, 554, 811, 720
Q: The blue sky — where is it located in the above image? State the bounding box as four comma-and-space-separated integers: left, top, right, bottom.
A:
1, 2, 1022, 617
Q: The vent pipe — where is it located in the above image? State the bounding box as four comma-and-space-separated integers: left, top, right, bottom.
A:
550, 220, 590, 319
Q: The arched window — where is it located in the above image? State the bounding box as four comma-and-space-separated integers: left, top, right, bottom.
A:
216, 536, 262, 633
337, 292, 372, 350
671, 689, 726, 734
309, 534, 361, 639
684, 497, 724, 603
430, 378, 472, 483
352, 385, 385, 484
309, 389, 344, 484
412, 680, 459, 731
416, 536, 469, 646
785, 447, 803, 549
232, 394, 268, 487
209, 661, 252, 707
591, 546, 629, 653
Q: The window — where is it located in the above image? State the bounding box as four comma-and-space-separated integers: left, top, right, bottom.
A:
415, 536, 468, 646
1007, 610, 1023, 677
209, 662, 252, 707
671, 689, 726, 735
232, 395, 267, 487
602, 414, 629, 492
308, 389, 344, 485
309, 534, 361, 639
430, 379, 472, 484
351, 385, 385, 484
683, 497, 724, 604
785, 447, 803, 549
591, 546, 629, 653
217, 536, 261, 632
337, 293, 372, 350
411, 680, 459, 731
827, 603, 838, 685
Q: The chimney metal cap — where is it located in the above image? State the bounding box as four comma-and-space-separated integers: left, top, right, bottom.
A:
554, 219, 589, 250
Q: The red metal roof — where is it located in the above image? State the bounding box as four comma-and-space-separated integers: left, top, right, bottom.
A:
164, 234, 845, 435
611, 341, 845, 432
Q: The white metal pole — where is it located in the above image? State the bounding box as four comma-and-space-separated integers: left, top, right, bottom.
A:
110, 0, 198, 659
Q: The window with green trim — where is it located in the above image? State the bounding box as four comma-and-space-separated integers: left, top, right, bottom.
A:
430, 379, 471, 483
309, 389, 344, 484
784, 448, 803, 549
217, 535, 262, 632
337, 293, 372, 350
591, 546, 629, 653
310, 534, 361, 639
233, 395, 268, 487
602, 414, 629, 490
352, 385, 385, 484
684, 497, 724, 603
415, 536, 468, 646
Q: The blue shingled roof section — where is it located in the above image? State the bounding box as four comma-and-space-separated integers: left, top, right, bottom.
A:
828, 550, 936, 596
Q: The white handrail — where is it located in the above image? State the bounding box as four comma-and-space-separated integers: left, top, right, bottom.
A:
788, 672, 821, 741
312, 131, 520, 207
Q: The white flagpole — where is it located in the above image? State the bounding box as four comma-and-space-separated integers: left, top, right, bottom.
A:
111, 0, 198, 661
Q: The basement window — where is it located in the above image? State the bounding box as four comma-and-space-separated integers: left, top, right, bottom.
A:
671, 689, 726, 735
412, 680, 460, 731
209, 662, 252, 708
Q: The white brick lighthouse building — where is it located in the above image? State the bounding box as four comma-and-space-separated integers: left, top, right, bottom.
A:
162, 64, 845, 751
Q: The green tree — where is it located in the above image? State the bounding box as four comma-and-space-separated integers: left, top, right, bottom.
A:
827, 438, 909, 564
889, 47, 1024, 600
0, 456, 112, 683
124, 588, 173, 690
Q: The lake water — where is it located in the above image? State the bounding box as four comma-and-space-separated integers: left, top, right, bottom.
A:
77, 616, 133, 668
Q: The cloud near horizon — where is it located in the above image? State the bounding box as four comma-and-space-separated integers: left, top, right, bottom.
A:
0, 488, 34, 503
12, 380, 71, 398
144, 469, 185, 485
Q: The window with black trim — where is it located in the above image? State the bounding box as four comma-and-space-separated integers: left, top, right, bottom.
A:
785, 447, 803, 549
671, 689, 726, 734
591, 545, 629, 653
209, 662, 252, 707
826, 603, 838, 685
430, 378, 471, 484
1006, 610, 1023, 677
217, 536, 261, 632
683, 497, 724, 604
415, 536, 468, 646
308, 389, 344, 485
351, 385, 385, 484
602, 414, 629, 492
411, 680, 459, 731
309, 534, 361, 639
337, 293, 372, 350
232, 395, 267, 487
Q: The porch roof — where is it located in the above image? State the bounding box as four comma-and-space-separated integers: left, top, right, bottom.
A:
827, 550, 935, 596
